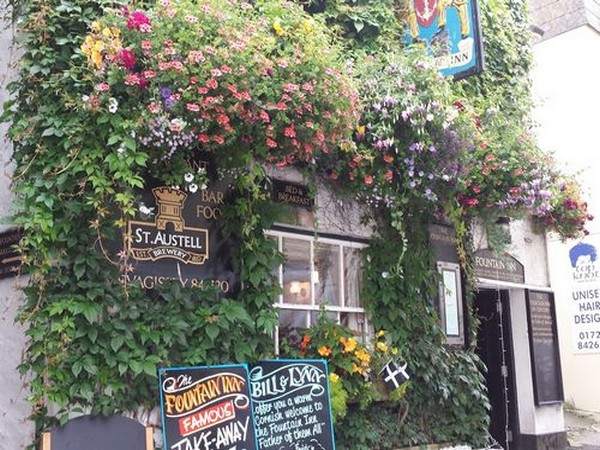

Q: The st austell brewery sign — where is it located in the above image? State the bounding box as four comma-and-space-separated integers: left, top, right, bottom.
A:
404, 0, 484, 78
121, 161, 238, 294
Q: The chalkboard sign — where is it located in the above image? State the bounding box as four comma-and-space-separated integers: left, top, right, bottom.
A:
158, 364, 258, 450
249, 360, 335, 450
0, 228, 23, 280
43, 415, 148, 450
525, 290, 564, 405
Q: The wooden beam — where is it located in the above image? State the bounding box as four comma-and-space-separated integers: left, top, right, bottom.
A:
145, 427, 153, 450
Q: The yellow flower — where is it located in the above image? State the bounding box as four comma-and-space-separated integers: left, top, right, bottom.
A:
340, 336, 357, 353
318, 346, 332, 357
91, 21, 101, 32
91, 50, 103, 68
329, 373, 340, 383
111, 27, 121, 37
356, 125, 366, 135
102, 27, 113, 38
354, 348, 371, 365
376, 342, 388, 353
81, 35, 95, 55
376, 330, 385, 338
272, 21, 285, 36
93, 40, 105, 52
300, 19, 314, 34
391, 347, 399, 356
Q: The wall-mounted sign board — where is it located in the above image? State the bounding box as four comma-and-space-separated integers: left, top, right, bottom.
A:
249, 360, 335, 450
0, 228, 23, 280
526, 290, 564, 405
158, 364, 257, 450
429, 223, 459, 264
404, 0, 484, 79
474, 249, 525, 284
270, 179, 314, 210
120, 179, 238, 295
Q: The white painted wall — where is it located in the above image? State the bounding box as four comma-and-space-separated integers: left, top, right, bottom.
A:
532, 25, 600, 413
0, 13, 35, 450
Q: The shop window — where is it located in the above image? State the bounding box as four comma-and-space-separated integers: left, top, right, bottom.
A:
267, 229, 368, 354
437, 262, 465, 346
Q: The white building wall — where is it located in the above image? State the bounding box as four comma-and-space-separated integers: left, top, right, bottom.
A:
532, 24, 600, 413
0, 15, 35, 450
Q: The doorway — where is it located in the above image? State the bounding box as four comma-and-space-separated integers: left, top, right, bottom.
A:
475, 289, 518, 449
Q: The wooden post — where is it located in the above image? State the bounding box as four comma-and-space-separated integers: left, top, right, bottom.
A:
41, 432, 51, 450
145, 427, 154, 450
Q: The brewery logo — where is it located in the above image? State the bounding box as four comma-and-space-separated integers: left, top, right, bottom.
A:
570, 242, 600, 283
127, 187, 209, 265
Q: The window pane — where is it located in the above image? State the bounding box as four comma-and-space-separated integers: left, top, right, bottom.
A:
310, 311, 338, 327
442, 269, 460, 336
282, 238, 311, 305
278, 309, 308, 348
314, 243, 340, 306
341, 312, 366, 341
344, 247, 363, 307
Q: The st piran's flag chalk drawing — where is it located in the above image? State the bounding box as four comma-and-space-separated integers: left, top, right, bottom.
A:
249, 360, 336, 450
404, 0, 484, 79
158, 364, 258, 450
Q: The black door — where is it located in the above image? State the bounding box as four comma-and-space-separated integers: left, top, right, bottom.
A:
475, 289, 517, 449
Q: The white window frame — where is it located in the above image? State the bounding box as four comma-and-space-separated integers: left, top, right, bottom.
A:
266, 228, 368, 354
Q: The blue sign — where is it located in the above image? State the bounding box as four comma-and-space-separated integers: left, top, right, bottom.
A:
405, 0, 484, 79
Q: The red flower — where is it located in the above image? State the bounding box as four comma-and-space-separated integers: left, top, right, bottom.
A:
266, 138, 277, 148
384, 170, 394, 182
212, 135, 225, 145
383, 154, 394, 164
186, 103, 200, 112
118, 49, 137, 71
284, 125, 296, 138
127, 10, 151, 31
197, 87, 209, 95
461, 197, 479, 208
198, 133, 210, 143
364, 175, 374, 186
259, 110, 270, 123
217, 114, 230, 126
471, 185, 481, 194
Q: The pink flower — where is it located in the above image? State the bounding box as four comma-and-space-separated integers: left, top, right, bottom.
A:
217, 114, 230, 126
186, 103, 200, 112
118, 48, 137, 71
305, 121, 314, 129
95, 82, 110, 92
211, 68, 223, 78
283, 83, 299, 93
266, 138, 277, 148
147, 102, 160, 113
212, 135, 225, 145
127, 10, 151, 31
198, 133, 210, 143
124, 73, 141, 86
364, 175, 374, 186
141, 40, 152, 51
143, 70, 156, 79
171, 61, 184, 71
302, 82, 314, 93
197, 87, 209, 95
158, 62, 170, 71
206, 78, 218, 90
259, 110, 270, 123
221, 65, 232, 74
384, 170, 394, 182
275, 102, 287, 111
188, 51, 205, 63
284, 125, 296, 138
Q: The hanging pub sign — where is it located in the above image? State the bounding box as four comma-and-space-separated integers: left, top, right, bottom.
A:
525, 290, 564, 405
428, 223, 459, 264
379, 359, 410, 391
0, 228, 23, 280
249, 360, 336, 450
158, 364, 258, 450
120, 165, 238, 294
404, 0, 484, 79
270, 179, 314, 210
473, 249, 525, 284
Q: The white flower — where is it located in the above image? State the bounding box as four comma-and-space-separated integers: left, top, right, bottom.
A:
184, 172, 194, 183
172, 185, 180, 190
426, 113, 434, 122
139, 204, 155, 216
117, 146, 126, 155
200, 183, 207, 190
188, 183, 198, 193
82, 95, 90, 102
108, 97, 118, 113
381, 271, 390, 279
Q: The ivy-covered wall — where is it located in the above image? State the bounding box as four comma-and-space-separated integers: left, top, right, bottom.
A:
0, 0, 587, 449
